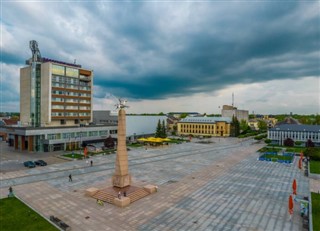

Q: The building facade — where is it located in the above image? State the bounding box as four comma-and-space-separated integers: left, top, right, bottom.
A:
221, 105, 249, 122
177, 117, 232, 137
0, 40, 118, 152
20, 57, 93, 127
268, 124, 320, 146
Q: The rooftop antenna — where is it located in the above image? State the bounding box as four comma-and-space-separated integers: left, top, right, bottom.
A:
232, 92, 234, 107
29, 40, 41, 62
74, 59, 77, 64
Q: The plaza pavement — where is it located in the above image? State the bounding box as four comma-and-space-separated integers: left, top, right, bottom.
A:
0, 138, 315, 231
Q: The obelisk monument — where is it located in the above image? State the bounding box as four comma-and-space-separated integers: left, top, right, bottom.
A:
112, 100, 132, 188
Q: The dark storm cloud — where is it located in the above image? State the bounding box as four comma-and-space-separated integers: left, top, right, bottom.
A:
2, 1, 319, 104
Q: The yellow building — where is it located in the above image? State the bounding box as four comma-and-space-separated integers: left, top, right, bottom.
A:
177, 117, 231, 137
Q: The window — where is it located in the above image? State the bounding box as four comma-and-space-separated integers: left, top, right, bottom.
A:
52, 65, 65, 75
66, 67, 79, 77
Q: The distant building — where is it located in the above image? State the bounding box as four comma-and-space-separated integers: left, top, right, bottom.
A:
168, 112, 200, 118
268, 124, 320, 146
126, 115, 167, 141
177, 116, 231, 137
93, 111, 118, 125
221, 105, 248, 122
276, 117, 300, 126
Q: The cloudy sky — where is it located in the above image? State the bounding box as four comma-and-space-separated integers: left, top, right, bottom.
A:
1, 1, 319, 115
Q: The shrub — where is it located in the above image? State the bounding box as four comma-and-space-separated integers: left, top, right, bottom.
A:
304, 147, 320, 161
265, 139, 272, 144
284, 138, 294, 147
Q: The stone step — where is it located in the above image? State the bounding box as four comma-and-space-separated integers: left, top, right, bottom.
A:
128, 188, 150, 203
92, 191, 115, 204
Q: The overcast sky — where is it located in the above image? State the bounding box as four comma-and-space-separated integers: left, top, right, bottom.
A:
1, 1, 319, 115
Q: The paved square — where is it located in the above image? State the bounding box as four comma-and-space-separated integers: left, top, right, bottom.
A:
0, 138, 311, 230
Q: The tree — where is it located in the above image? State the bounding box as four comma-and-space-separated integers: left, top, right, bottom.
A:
284, 138, 294, 147
306, 139, 315, 148
161, 120, 167, 138
155, 120, 162, 138
231, 115, 240, 137
295, 141, 302, 146
104, 135, 115, 149
240, 119, 249, 133
258, 120, 267, 131
180, 113, 188, 119
265, 139, 272, 144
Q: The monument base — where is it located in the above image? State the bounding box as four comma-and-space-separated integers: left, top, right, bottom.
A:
114, 197, 131, 207
112, 174, 132, 188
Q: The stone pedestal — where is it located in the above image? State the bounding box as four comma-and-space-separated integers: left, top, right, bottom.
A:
143, 185, 158, 194
112, 174, 132, 188
85, 188, 99, 196
114, 197, 130, 207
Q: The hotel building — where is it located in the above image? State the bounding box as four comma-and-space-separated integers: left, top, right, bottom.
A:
2, 41, 117, 152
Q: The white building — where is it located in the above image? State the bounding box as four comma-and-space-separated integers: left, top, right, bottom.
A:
268, 124, 320, 146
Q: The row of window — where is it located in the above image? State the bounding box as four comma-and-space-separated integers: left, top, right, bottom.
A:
52, 65, 79, 77
47, 130, 113, 140
180, 129, 223, 134
51, 112, 90, 117
52, 98, 91, 104
180, 124, 225, 129
52, 105, 91, 110
52, 75, 91, 86
269, 131, 320, 140
52, 90, 90, 97
52, 83, 91, 91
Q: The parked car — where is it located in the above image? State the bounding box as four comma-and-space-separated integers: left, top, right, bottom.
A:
34, 160, 47, 166
23, 161, 36, 168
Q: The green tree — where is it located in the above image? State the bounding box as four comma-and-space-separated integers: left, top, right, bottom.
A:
240, 119, 249, 133
231, 115, 240, 137
258, 120, 268, 131
180, 113, 188, 119
161, 120, 167, 138
265, 139, 272, 144
155, 120, 162, 138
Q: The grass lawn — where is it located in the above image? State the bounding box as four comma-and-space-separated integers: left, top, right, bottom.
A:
260, 154, 294, 161
312, 192, 320, 231
310, 161, 320, 174
0, 197, 58, 231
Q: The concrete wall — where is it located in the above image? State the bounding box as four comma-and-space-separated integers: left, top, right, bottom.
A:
20, 66, 31, 126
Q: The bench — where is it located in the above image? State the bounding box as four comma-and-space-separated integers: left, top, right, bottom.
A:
50, 216, 71, 231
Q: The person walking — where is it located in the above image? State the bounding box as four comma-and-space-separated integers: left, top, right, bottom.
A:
118, 191, 121, 199
90, 160, 93, 167
69, 174, 72, 182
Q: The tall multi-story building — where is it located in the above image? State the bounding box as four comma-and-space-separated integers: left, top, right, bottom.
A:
20, 54, 93, 127
1, 41, 117, 152
221, 105, 249, 122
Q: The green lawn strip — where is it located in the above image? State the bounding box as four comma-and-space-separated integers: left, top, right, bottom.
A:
0, 197, 58, 231
310, 161, 320, 174
312, 192, 320, 231
261, 154, 293, 161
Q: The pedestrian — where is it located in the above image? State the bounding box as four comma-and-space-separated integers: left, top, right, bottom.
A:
118, 191, 121, 199
69, 174, 72, 182
8, 186, 14, 197
90, 160, 93, 167
86, 160, 89, 166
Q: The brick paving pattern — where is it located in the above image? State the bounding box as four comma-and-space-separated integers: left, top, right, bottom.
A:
0, 138, 315, 230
